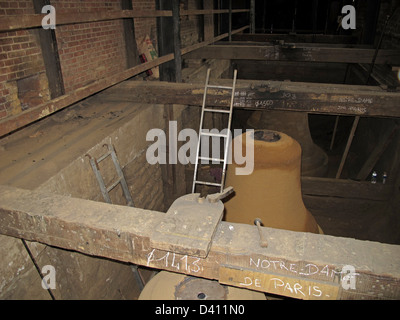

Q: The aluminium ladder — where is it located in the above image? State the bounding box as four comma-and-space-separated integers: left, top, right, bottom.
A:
86, 143, 134, 207
86, 143, 147, 289
192, 68, 238, 194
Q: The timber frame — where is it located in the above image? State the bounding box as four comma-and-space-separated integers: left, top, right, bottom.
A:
1, 1, 400, 300
0, 185, 399, 300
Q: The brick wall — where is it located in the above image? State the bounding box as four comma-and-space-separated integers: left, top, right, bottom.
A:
180, 0, 204, 47
0, 0, 212, 124
52, 0, 127, 92
0, 1, 50, 120
132, 0, 157, 46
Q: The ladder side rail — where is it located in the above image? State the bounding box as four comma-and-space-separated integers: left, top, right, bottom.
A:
107, 144, 135, 207
88, 158, 113, 204
220, 69, 238, 192
192, 68, 211, 193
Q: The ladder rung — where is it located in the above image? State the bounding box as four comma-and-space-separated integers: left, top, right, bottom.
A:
200, 131, 229, 138
97, 151, 113, 162
194, 180, 222, 187
207, 85, 233, 90
198, 156, 224, 162
106, 178, 122, 192
203, 108, 230, 114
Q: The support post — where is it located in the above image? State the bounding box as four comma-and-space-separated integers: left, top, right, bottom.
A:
172, 0, 182, 83
156, 0, 181, 82
228, 0, 232, 41
121, 0, 140, 69
250, 0, 255, 33
336, 116, 360, 179
32, 0, 64, 98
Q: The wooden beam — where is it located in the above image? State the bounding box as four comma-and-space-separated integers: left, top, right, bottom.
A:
0, 10, 173, 32
181, 26, 249, 55
156, 0, 181, 82
100, 79, 400, 118
232, 33, 358, 44
0, 53, 173, 137
250, 0, 255, 34
301, 177, 392, 201
121, 0, 140, 69
336, 116, 360, 179
0, 10, 172, 32
0, 185, 399, 299
32, 0, 64, 98
356, 124, 400, 181
0, 25, 248, 137
180, 9, 250, 15
184, 44, 400, 65
0, 9, 250, 32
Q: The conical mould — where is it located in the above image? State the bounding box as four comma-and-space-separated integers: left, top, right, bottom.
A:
224, 129, 322, 234
247, 110, 328, 177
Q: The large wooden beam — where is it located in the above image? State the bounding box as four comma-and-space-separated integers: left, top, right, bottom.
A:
232, 33, 358, 44
100, 79, 400, 118
0, 9, 249, 32
0, 185, 399, 299
32, 0, 64, 98
0, 53, 173, 137
0, 26, 248, 138
301, 177, 392, 201
184, 44, 400, 65
0, 10, 173, 32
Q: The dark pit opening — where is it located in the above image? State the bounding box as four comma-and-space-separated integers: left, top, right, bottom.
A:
253, 130, 281, 142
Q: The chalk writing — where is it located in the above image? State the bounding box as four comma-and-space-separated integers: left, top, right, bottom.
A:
336, 105, 367, 114
249, 257, 341, 279
220, 265, 340, 300
255, 100, 274, 108
282, 92, 297, 100
238, 274, 337, 299
338, 97, 373, 104
146, 249, 202, 273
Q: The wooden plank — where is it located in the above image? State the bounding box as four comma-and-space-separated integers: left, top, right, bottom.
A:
0, 53, 174, 137
301, 177, 392, 201
180, 9, 250, 15
231, 60, 349, 83
219, 265, 340, 300
336, 116, 360, 179
358, 64, 399, 89
0, 8, 250, 32
156, 0, 182, 82
0, 26, 248, 137
184, 45, 400, 65
181, 25, 249, 55
32, 0, 64, 98
150, 193, 224, 258
0, 10, 173, 32
100, 79, 400, 118
0, 184, 399, 299
356, 124, 400, 181
232, 34, 358, 44
121, 0, 140, 69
